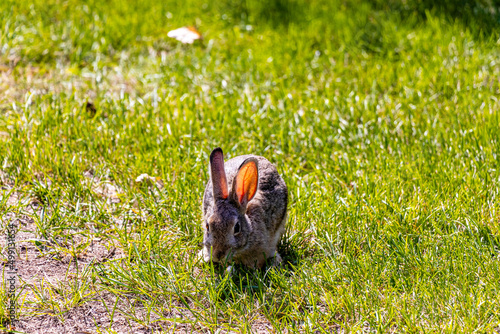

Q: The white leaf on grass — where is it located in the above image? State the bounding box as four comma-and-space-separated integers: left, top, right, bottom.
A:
167, 26, 202, 44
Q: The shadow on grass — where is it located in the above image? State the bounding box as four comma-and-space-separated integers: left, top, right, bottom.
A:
218, 0, 305, 28
205, 229, 316, 299
374, 0, 500, 36
220, 0, 499, 37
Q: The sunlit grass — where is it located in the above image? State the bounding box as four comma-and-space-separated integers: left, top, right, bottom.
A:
1, 0, 500, 332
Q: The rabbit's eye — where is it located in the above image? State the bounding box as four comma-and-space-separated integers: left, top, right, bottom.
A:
233, 221, 240, 235
205, 223, 210, 231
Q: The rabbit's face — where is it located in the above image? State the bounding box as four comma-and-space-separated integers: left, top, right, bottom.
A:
202, 149, 259, 264
202, 203, 248, 263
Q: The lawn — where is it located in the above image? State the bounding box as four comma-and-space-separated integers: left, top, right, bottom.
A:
1, 0, 500, 332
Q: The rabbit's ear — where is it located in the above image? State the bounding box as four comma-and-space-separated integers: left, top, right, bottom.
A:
232, 158, 259, 210
210, 148, 228, 199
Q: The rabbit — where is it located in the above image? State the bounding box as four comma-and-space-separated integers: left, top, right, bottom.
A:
200, 147, 288, 269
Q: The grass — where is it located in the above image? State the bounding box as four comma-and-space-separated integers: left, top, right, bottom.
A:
1, 0, 500, 332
